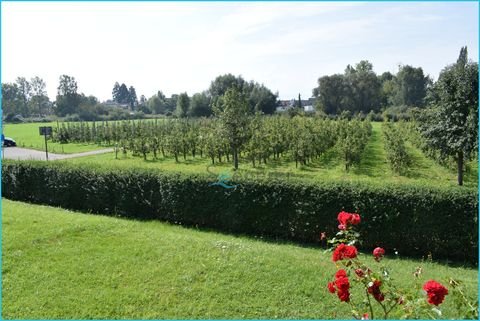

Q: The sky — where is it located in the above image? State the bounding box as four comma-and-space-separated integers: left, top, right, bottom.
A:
2, 1, 478, 101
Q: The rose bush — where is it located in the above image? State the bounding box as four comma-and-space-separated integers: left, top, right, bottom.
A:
325, 211, 478, 319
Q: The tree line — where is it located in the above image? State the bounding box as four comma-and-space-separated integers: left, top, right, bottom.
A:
312, 60, 431, 115
1, 73, 278, 121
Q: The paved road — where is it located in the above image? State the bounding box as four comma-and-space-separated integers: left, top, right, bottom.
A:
2, 147, 113, 161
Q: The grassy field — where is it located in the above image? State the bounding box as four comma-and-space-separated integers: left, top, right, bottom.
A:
63, 122, 477, 188
2, 122, 105, 154
2, 199, 477, 319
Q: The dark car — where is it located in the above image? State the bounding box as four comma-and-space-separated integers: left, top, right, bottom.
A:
3, 137, 17, 147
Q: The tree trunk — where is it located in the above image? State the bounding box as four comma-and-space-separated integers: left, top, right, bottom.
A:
234, 148, 239, 170
457, 151, 464, 186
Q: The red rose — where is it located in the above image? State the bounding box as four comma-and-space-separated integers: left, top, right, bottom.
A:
423, 280, 449, 306
337, 289, 350, 302
373, 247, 385, 261
335, 269, 347, 279
350, 213, 361, 225
332, 244, 358, 262
327, 282, 336, 293
337, 211, 361, 229
337, 211, 351, 226
335, 275, 350, 302
362, 313, 369, 320
367, 280, 385, 302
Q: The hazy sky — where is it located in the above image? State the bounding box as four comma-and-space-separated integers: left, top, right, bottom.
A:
2, 1, 478, 101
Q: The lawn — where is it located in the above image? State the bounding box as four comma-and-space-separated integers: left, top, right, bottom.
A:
63, 122, 477, 189
2, 122, 105, 154
2, 199, 478, 319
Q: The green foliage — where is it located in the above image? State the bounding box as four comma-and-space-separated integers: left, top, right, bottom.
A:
393, 65, 429, 107
2, 160, 477, 263
313, 61, 430, 115
382, 121, 411, 174
55, 75, 80, 117
208, 74, 277, 115
2, 77, 52, 117
417, 47, 478, 185
176, 92, 190, 118
189, 92, 212, 117
213, 87, 251, 169
336, 119, 372, 171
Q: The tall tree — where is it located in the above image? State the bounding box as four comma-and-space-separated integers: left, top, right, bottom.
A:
55, 75, 79, 116
346, 60, 382, 113
176, 92, 190, 118
378, 72, 397, 108
1, 83, 21, 116
16, 77, 31, 116
189, 92, 212, 117
209, 74, 277, 114
128, 86, 137, 110
417, 46, 478, 185
214, 87, 251, 170
393, 65, 428, 107
29, 76, 50, 115
313, 74, 346, 114
112, 82, 120, 102
117, 83, 129, 104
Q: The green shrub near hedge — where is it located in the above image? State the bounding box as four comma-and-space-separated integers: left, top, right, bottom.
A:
2, 161, 478, 263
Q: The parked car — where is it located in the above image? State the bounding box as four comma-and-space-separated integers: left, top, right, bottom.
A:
3, 137, 17, 147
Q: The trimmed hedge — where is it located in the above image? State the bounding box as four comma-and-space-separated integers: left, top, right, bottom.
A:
2, 161, 478, 263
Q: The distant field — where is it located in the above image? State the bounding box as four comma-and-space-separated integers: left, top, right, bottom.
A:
3, 199, 477, 319
3, 122, 105, 154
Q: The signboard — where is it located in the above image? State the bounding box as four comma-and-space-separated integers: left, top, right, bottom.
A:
39, 126, 53, 136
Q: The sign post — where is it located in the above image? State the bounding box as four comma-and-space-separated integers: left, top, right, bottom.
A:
39, 126, 52, 161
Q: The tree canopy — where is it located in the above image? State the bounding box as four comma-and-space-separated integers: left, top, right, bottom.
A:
417, 46, 478, 186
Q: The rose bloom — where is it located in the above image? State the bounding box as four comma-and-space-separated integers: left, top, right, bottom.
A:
335, 269, 347, 279
337, 211, 351, 226
423, 280, 449, 306
327, 282, 336, 293
332, 244, 358, 262
337, 289, 350, 302
373, 247, 385, 261
367, 280, 385, 302
350, 213, 361, 225
335, 276, 350, 302
337, 211, 361, 228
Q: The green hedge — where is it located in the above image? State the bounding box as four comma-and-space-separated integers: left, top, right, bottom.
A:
2, 161, 478, 263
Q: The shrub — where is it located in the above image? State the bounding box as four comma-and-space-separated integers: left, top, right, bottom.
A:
2, 161, 477, 263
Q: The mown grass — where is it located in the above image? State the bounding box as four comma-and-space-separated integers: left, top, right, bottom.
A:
64, 122, 477, 188
2, 199, 478, 319
2, 122, 105, 154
